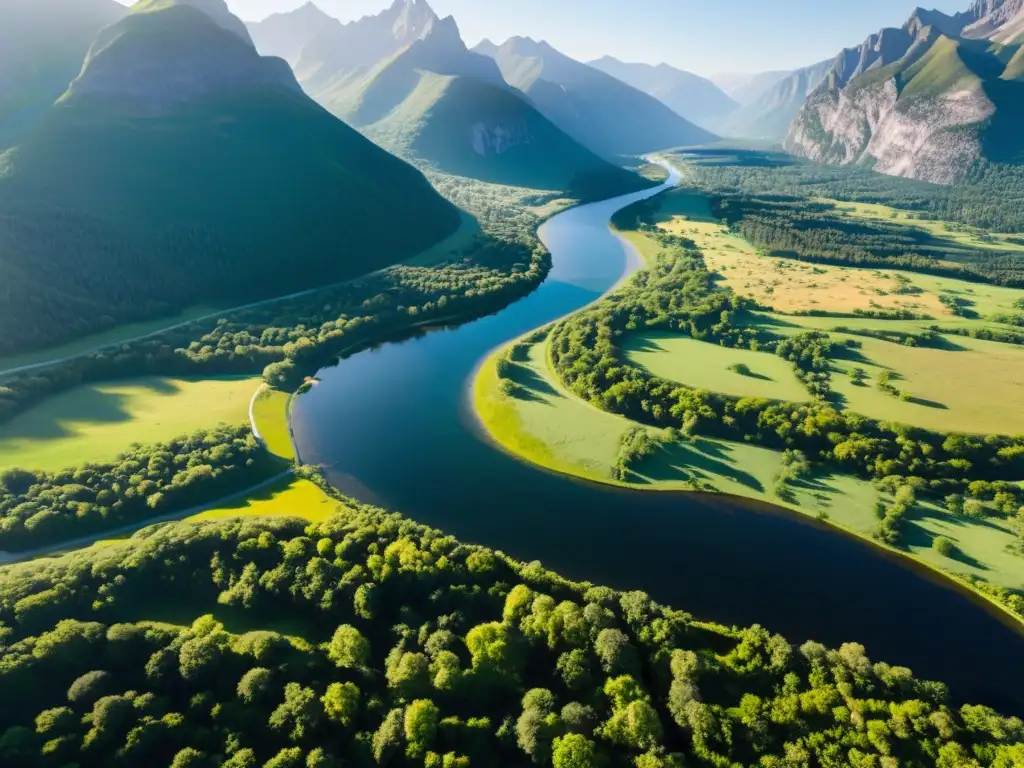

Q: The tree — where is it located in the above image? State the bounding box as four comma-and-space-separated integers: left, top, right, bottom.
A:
322, 682, 360, 727
552, 734, 598, 768
67, 670, 112, 707
405, 700, 439, 759
933, 536, 956, 557
373, 709, 405, 765
386, 652, 431, 700
265, 747, 304, 768
328, 625, 370, 669
306, 748, 340, 768
556, 649, 593, 692
270, 683, 323, 742
465, 622, 524, 685
237, 667, 273, 705
594, 629, 640, 676
170, 748, 209, 768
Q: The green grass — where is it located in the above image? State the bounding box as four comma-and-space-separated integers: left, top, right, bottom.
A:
827, 332, 1024, 435
0, 376, 260, 472
251, 387, 296, 462
187, 477, 343, 524
623, 332, 809, 402
473, 334, 1024, 594
0, 306, 221, 373
474, 335, 877, 520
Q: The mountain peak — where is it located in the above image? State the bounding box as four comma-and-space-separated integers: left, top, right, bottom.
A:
136, 0, 255, 47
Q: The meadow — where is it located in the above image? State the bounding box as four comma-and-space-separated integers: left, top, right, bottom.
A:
251, 386, 296, 461
187, 476, 341, 524
0, 375, 259, 472
623, 333, 809, 402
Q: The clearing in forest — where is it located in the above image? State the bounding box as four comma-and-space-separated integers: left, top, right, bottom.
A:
188, 477, 342, 524
622, 333, 809, 402
0, 376, 260, 472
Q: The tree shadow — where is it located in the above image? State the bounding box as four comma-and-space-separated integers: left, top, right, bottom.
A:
644, 439, 765, 492
903, 522, 990, 572
734, 369, 773, 382
508, 363, 557, 398
906, 395, 948, 410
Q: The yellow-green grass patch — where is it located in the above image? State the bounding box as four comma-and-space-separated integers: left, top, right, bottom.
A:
252, 387, 295, 461
623, 332, 809, 402
399, 209, 482, 267
828, 333, 1024, 434
650, 191, 952, 317
0, 306, 223, 374
473, 335, 879, 525
187, 477, 343, 524
0, 376, 260, 472
823, 198, 1024, 254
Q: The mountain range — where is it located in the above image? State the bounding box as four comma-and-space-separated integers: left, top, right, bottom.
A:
586, 56, 737, 132
249, 0, 687, 193
0, 0, 460, 353
786, 0, 1024, 182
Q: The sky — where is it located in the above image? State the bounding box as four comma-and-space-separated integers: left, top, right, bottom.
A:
125, 0, 969, 75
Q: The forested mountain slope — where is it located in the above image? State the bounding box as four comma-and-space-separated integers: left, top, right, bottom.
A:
786, 0, 1024, 182
256, 1, 645, 195
0, 0, 124, 148
0, 0, 459, 356
587, 56, 738, 132
474, 37, 716, 156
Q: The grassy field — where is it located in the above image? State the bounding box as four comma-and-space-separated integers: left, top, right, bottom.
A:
0, 306, 221, 374
252, 387, 296, 461
475, 334, 877, 517
623, 333, 809, 402
0, 376, 259, 472
651, 190, 1024, 321
474, 334, 1024, 592
824, 198, 1024, 254
187, 477, 342, 524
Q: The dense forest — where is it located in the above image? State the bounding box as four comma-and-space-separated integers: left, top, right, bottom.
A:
541, 197, 1024, 602
674, 148, 1024, 234
0, 195, 550, 426
711, 197, 1024, 286
0, 503, 1022, 767
0, 426, 277, 553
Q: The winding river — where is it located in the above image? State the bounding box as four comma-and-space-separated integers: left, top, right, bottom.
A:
292, 167, 1024, 712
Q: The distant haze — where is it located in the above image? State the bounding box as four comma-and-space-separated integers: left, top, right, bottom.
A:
117, 0, 968, 74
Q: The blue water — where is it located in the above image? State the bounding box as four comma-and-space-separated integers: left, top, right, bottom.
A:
292, 169, 1024, 712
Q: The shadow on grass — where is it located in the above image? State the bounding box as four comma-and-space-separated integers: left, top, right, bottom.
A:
644, 439, 765, 492
907, 395, 949, 410
903, 522, 991, 572
508, 362, 558, 399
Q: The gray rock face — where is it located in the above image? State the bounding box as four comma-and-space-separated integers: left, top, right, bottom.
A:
963, 0, 1024, 40
246, 2, 334, 64
785, 0, 1024, 183
786, 77, 992, 184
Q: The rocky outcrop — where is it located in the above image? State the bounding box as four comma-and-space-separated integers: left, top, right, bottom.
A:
785, 0, 1024, 183
471, 121, 532, 156
787, 76, 992, 183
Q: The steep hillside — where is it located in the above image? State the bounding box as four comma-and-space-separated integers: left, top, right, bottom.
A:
714, 70, 792, 104
587, 56, 738, 131
719, 59, 832, 139
245, 1, 335, 64
0, 0, 124, 147
0, 0, 459, 356
284, 2, 644, 194
475, 37, 716, 156
786, 0, 1024, 182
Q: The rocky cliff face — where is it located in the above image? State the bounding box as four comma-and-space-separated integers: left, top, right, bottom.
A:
785, 0, 1023, 183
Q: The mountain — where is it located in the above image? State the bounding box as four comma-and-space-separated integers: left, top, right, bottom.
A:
587, 56, 738, 131
713, 70, 792, 104
785, 0, 1024, 183
0, 0, 125, 147
718, 59, 833, 139
0, 0, 459, 355
474, 37, 716, 156
268, 1, 646, 195
245, 1, 335, 65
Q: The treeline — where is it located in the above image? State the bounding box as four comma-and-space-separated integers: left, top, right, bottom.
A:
0, 426, 276, 553
0, 232, 549, 426
0, 506, 1021, 767
675, 148, 1024, 233
711, 196, 1024, 286
549, 198, 1024, 496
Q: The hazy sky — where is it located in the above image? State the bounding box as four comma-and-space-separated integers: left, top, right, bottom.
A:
126, 0, 968, 75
